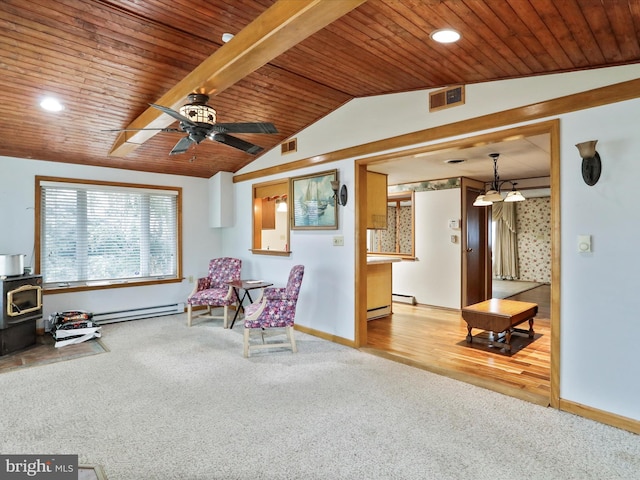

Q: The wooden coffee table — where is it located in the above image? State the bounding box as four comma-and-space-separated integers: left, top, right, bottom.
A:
462, 298, 538, 353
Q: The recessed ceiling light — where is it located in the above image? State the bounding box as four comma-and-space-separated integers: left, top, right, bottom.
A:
222, 33, 234, 43
40, 97, 64, 112
430, 29, 461, 44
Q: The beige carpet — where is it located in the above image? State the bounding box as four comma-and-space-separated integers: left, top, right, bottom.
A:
1, 314, 638, 479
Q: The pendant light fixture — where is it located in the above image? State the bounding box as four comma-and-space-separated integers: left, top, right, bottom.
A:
473, 153, 526, 206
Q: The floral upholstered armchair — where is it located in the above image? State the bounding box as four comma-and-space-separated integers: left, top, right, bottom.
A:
242, 265, 304, 357
187, 257, 242, 328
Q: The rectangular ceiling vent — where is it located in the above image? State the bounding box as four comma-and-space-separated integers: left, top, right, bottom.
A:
281, 138, 297, 155
429, 85, 465, 112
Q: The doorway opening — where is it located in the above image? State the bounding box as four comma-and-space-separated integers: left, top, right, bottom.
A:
356, 119, 559, 407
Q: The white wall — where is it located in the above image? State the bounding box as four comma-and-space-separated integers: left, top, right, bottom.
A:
0, 156, 222, 318
238, 65, 640, 175
558, 98, 640, 421
233, 65, 640, 422
222, 159, 356, 340
392, 188, 461, 308
261, 209, 289, 251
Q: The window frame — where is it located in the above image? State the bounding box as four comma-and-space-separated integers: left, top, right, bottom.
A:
368, 191, 416, 259
35, 176, 183, 293
250, 178, 291, 256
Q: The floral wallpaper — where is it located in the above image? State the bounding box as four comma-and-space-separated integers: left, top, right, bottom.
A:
516, 196, 551, 283
375, 205, 412, 253
398, 206, 412, 253
377, 206, 396, 252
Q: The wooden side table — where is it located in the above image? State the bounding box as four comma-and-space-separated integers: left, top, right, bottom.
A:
462, 298, 538, 353
226, 280, 273, 329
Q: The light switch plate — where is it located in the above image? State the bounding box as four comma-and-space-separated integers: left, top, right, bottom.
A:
333, 236, 344, 246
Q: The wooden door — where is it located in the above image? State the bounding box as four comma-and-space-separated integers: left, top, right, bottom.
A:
462, 183, 491, 307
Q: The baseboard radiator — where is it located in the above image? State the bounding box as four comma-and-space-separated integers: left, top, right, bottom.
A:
392, 294, 417, 305
93, 303, 185, 325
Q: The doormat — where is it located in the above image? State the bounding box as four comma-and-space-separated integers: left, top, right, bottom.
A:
79, 464, 108, 480
0, 335, 108, 374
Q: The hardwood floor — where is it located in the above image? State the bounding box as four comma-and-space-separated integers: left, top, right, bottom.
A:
364, 285, 551, 406
0, 334, 106, 374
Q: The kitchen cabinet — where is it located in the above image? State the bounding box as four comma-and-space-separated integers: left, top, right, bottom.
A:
261, 198, 276, 229
366, 256, 400, 320
367, 171, 388, 229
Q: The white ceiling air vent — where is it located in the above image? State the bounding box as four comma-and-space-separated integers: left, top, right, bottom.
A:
281, 138, 297, 155
429, 85, 465, 112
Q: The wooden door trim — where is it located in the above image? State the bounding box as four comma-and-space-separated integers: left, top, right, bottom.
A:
549, 119, 561, 409
355, 163, 368, 347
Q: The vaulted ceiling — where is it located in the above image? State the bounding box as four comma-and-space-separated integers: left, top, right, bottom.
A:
1, 0, 639, 178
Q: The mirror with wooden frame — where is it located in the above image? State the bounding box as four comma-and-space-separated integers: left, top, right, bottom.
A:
252, 179, 290, 255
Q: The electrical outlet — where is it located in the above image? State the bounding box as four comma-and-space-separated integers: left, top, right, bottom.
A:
333, 236, 344, 246
188, 275, 194, 283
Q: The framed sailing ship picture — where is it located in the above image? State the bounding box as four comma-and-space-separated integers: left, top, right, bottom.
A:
290, 169, 338, 230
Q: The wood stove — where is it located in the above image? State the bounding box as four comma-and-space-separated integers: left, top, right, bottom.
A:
0, 274, 42, 356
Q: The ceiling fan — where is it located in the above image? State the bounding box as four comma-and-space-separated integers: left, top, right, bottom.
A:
109, 93, 278, 155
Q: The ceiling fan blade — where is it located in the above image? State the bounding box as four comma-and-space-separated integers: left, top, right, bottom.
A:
102, 127, 183, 133
211, 133, 263, 155
150, 103, 196, 127
170, 136, 195, 155
213, 122, 278, 134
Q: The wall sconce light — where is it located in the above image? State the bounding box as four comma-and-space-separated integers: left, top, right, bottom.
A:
575, 140, 602, 186
330, 180, 348, 206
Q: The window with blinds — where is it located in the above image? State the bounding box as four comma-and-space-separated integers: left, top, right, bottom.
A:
37, 177, 181, 289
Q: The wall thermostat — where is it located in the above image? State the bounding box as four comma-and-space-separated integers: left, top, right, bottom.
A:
578, 234, 592, 253
448, 219, 460, 229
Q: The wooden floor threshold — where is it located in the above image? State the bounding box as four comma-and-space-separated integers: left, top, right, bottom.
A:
360, 346, 550, 407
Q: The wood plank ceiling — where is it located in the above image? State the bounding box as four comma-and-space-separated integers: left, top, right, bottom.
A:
1, 0, 639, 178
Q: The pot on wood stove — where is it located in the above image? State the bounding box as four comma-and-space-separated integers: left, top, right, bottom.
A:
0, 254, 27, 277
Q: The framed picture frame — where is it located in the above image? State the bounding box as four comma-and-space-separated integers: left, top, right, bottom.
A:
290, 169, 338, 230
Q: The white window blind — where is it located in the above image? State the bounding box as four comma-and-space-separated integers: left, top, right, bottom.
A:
39, 180, 179, 287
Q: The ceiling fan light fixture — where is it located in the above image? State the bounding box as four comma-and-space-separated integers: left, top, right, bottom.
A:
179, 94, 216, 125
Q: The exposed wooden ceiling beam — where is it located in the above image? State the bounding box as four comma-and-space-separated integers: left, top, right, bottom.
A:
109, 0, 368, 157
